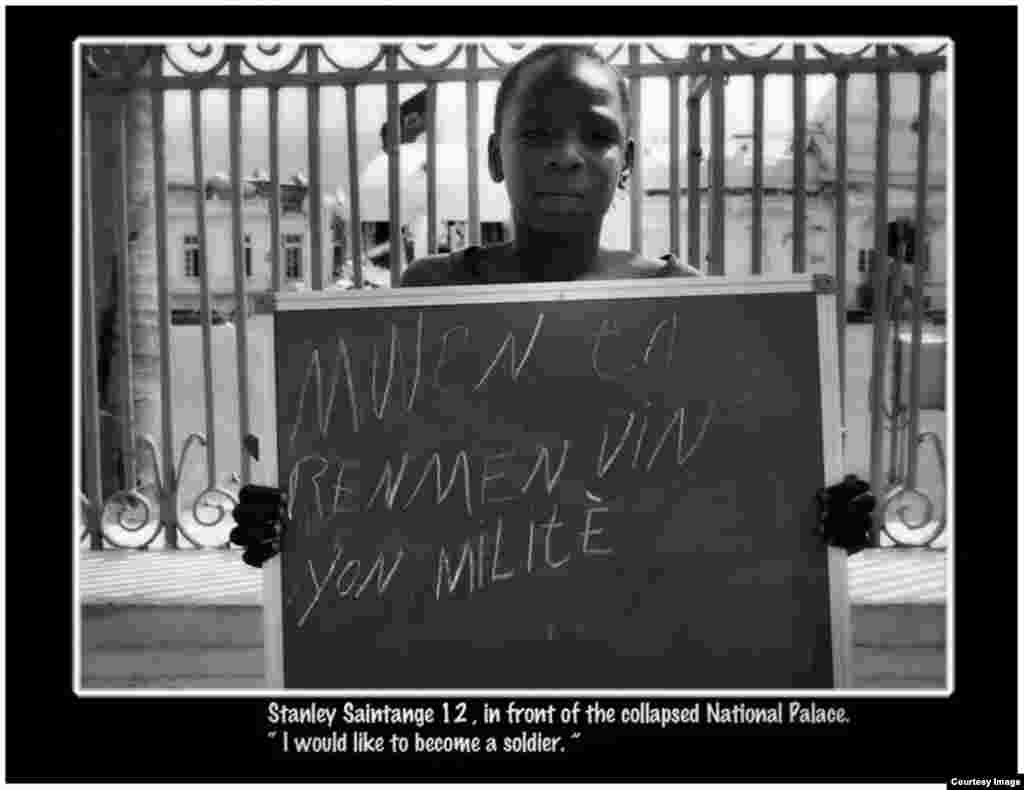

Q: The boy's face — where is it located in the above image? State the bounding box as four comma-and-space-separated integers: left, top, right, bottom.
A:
490, 54, 634, 234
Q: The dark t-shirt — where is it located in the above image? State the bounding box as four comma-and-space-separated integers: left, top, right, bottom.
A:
400, 245, 701, 286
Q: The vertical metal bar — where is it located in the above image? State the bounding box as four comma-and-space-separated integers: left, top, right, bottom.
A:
792, 44, 807, 274
668, 73, 681, 258
344, 84, 363, 288
190, 88, 217, 488
868, 248, 890, 544
386, 46, 403, 285
868, 46, 891, 543
228, 46, 252, 486
150, 50, 179, 547
628, 44, 644, 255
269, 86, 282, 292
887, 284, 904, 486
709, 45, 726, 276
835, 72, 849, 422
426, 81, 438, 257
115, 98, 136, 491
81, 100, 104, 550
466, 44, 481, 249
307, 46, 324, 291
686, 46, 703, 273
752, 73, 764, 275
906, 70, 932, 491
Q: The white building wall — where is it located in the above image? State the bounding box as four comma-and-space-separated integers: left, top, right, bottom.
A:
166, 190, 343, 311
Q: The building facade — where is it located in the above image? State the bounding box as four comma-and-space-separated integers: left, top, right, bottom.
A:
166, 180, 348, 319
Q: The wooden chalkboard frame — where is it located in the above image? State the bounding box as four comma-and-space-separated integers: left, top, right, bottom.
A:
262, 274, 851, 692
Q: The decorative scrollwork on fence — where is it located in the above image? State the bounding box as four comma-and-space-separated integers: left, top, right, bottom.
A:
479, 42, 538, 68
881, 432, 947, 547
83, 45, 154, 78
162, 42, 230, 77
644, 42, 702, 63
319, 42, 389, 72
101, 487, 161, 548
82, 40, 947, 95
79, 431, 242, 550
395, 42, 465, 70
239, 42, 307, 75
723, 43, 785, 62
892, 43, 948, 58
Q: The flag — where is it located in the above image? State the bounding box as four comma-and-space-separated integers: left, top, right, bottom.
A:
381, 88, 428, 150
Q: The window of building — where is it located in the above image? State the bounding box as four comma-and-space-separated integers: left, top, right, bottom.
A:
332, 220, 347, 279
481, 222, 507, 246
184, 234, 201, 278
283, 233, 304, 279
442, 220, 467, 253
244, 233, 253, 277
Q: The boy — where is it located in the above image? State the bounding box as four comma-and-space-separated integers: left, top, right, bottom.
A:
232, 45, 872, 565
401, 44, 701, 285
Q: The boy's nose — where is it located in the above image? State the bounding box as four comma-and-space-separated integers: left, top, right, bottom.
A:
544, 136, 585, 170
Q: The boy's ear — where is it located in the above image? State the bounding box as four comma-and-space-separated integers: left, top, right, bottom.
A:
487, 134, 504, 183
619, 138, 635, 188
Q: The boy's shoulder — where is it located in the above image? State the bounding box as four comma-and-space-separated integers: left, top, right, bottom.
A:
401, 245, 703, 286
401, 244, 520, 287
594, 250, 703, 279
400, 252, 465, 286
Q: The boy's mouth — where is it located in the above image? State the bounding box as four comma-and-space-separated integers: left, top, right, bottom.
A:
534, 192, 589, 216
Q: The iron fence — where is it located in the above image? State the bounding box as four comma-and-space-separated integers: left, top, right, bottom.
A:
77, 40, 948, 550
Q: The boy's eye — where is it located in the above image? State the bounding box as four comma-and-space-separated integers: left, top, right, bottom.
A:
589, 130, 618, 145
520, 128, 551, 141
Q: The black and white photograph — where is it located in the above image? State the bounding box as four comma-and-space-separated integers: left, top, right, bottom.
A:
1, 10, 1009, 781
74, 35, 949, 693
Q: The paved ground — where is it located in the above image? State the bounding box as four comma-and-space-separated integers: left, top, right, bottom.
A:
77, 543, 946, 607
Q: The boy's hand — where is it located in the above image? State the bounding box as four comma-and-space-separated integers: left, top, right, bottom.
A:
230, 484, 288, 568
815, 475, 875, 555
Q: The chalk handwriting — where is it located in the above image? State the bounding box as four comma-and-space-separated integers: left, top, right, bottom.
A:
646, 402, 716, 471
581, 506, 613, 556
631, 414, 649, 469
403, 450, 474, 516
335, 558, 361, 597
473, 313, 545, 391
591, 319, 636, 381
331, 461, 358, 514
433, 325, 470, 390
406, 312, 424, 412
520, 440, 571, 496
289, 350, 324, 451
540, 505, 570, 569
591, 404, 716, 479
596, 412, 637, 478
481, 450, 519, 505
435, 538, 477, 600
297, 546, 405, 627
642, 313, 678, 367
288, 339, 360, 451
370, 324, 398, 420
366, 452, 411, 511
298, 546, 343, 628
592, 313, 680, 381
288, 455, 329, 523
431, 508, 616, 600
646, 407, 686, 473
491, 517, 515, 583
349, 549, 404, 599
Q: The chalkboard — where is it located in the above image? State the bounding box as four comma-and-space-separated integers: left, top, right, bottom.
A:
266, 276, 849, 690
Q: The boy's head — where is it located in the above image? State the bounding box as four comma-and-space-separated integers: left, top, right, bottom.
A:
492, 45, 633, 139
488, 45, 635, 235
